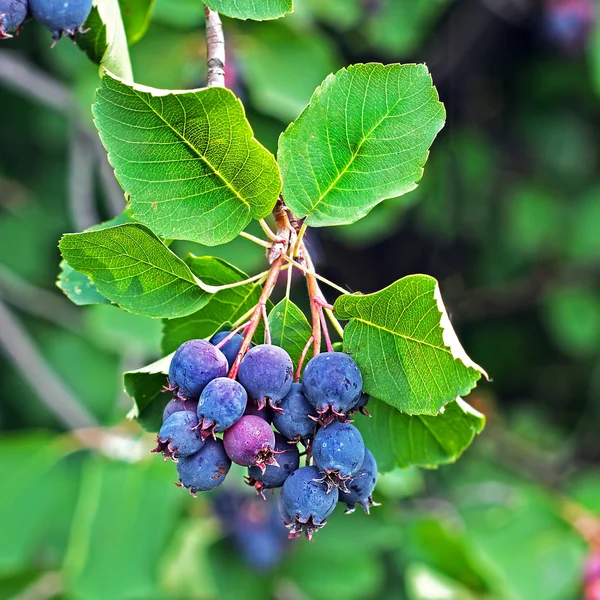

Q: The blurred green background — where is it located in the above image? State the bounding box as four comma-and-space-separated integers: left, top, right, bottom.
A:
2, 0, 600, 598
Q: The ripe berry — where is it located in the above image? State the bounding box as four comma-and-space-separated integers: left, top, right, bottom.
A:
168, 339, 228, 400
303, 352, 362, 422
247, 433, 300, 497
176, 437, 231, 495
272, 383, 317, 442
280, 465, 339, 540
244, 399, 273, 424
196, 377, 247, 439
152, 410, 204, 461
339, 448, 379, 514
162, 397, 198, 422
312, 421, 365, 491
238, 344, 293, 411
348, 392, 370, 417
223, 415, 277, 472
0, 0, 28, 38
29, 0, 92, 42
210, 330, 246, 368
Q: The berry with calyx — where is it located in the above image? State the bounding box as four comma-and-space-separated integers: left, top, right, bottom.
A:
0, 0, 28, 39
272, 383, 317, 442
348, 392, 370, 417
162, 397, 198, 422
223, 415, 278, 472
238, 344, 293, 411
244, 399, 273, 423
210, 330, 247, 368
280, 465, 339, 540
168, 339, 228, 400
303, 352, 362, 423
312, 421, 365, 492
176, 437, 231, 495
339, 449, 379, 514
196, 377, 247, 439
152, 410, 204, 461
29, 0, 92, 42
247, 433, 300, 497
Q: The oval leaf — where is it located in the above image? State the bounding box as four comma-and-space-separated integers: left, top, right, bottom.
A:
59, 223, 210, 318
334, 275, 487, 415
93, 74, 282, 245
203, 0, 293, 20
278, 63, 445, 227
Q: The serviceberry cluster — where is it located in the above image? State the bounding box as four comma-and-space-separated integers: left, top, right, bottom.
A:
154, 332, 379, 540
0, 0, 92, 42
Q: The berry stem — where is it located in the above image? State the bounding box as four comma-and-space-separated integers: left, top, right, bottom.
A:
239, 231, 272, 249
258, 218, 280, 242
319, 306, 334, 352
295, 335, 314, 381
280, 253, 349, 296
214, 322, 250, 350
193, 268, 270, 293
204, 7, 225, 88
262, 304, 271, 345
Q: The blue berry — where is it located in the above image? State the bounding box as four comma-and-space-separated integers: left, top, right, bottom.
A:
339, 449, 379, 514
210, 331, 246, 368
303, 352, 362, 421
153, 410, 204, 461
196, 377, 247, 439
247, 433, 300, 496
168, 339, 228, 400
29, 0, 91, 42
312, 421, 365, 491
348, 392, 370, 417
280, 466, 339, 540
0, 0, 28, 38
238, 345, 293, 411
162, 397, 198, 422
272, 383, 317, 442
223, 415, 277, 471
176, 438, 231, 495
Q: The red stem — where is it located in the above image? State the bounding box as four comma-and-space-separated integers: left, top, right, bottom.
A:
319, 306, 334, 352
215, 321, 250, 350
295, 335, 314, 382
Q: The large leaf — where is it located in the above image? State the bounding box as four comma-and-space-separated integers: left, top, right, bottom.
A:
334, 275, 487, 415
278, 63, 445, 227
161, 256, 262, 354
268, 299, 312, 369
119, 0, 155, 44
93, 74, 281, 245
203, 0, 293, 20
356, 397, 485, 472
59, 223, 210, 318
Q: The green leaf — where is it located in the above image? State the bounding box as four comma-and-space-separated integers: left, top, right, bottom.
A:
268, 299, 312, 369
356, 398, 485, 472
93, 73, 282, 245
57, 260, 111, 306
202, 0, 293, 20
59, 223, 210, 319
278, 63, 445, 227
77, 6, 108, 65
405, 564, 480, 600
161, 256, 262, 355
334, 275, 487, 414
119, 0, 155, 44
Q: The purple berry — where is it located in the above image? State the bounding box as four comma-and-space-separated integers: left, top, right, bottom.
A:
238, 345, 293, 411
223, 415, 277, 472
196, 377, 247, 439
272, 383, 317, 442
247, 433, 300, 497
210, 330, 246, 368
29, 0, 92, 42
152, 410, 204, 461
162, 397, 198, 422
339, 449, 379, 514
0, 0, 28, 38
312, 421, 365, 491
176, 437, 231, 495
303, 352, 362, 422
244, 399, 273, 423
280, 466, 339, 540
168, 339, 228, 400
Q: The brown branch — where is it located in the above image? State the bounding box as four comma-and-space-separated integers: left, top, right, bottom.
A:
204, 7, 225, 88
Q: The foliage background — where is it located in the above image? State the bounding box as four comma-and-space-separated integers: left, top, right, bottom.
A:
1, 0, 600, 598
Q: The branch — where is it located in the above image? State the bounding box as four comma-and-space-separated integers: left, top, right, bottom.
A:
204, 7, 225, 88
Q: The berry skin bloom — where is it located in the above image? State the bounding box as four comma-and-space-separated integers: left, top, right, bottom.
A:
0, 0, 28, 38
196, 377, 248, 439
176, 438, 231, 495
168, 339, 228, 400
223, 415, 278, 472
272, 383, 318, 442
162, 397, 198, 422
238, 345, 293, 411
210, 330, 246, 368
29, 0, 92, 41
339, 449, 379, 514
153, 410, 204, 461
280, 466, 339, 540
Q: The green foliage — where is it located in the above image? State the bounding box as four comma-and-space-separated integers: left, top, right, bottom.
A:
93, 74, 282, 245
119, 0, 155, 44
278, 63, 445, 227
57, 260, 111, 306
203, 0, 293, 21
267, 299, 312, 369
356, 398, 485, 472
335, 275, 486, 415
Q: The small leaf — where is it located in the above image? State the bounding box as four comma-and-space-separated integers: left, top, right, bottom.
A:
59, 223, 210, 318
268, 299, 312, 369
161, 256, 262, 355
278, 63, 445, 227
93, 73, 282, 246
57, 260, 111, 306
202, 0, 293, 20
356, 397, 485, 472
76, 6, 108, 65
334, 275, 487, 415
119, 0, 155, 44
